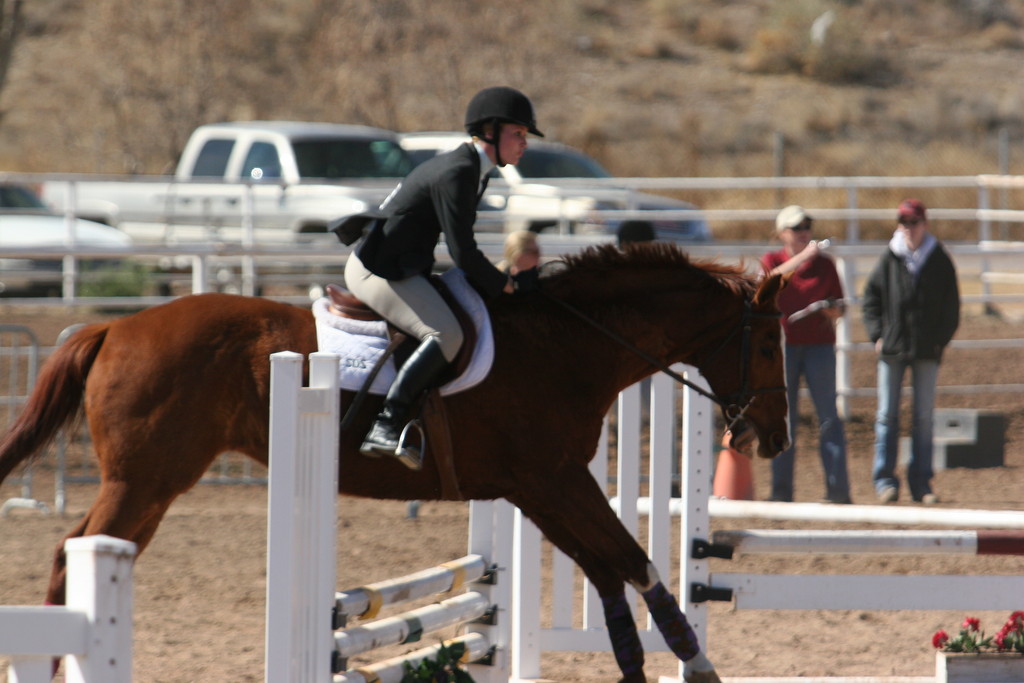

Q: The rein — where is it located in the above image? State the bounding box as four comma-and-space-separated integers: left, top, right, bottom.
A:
539, 290, 721, 404
538, 289, 783, 433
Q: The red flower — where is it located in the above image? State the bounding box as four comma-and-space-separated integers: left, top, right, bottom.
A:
932, 612, 1024, 653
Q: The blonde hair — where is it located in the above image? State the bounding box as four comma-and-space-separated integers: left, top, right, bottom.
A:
498, 230, 539, 273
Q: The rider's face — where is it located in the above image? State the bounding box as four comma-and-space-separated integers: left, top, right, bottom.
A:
498, 124, 529, 165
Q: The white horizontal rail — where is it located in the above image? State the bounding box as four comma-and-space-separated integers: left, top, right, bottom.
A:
505, 174, 986, 190
715, 573, 1024, 611
556, 206, 1024, 223
713, 529, 983, 555
840, 338, 1024, 352
334, 554, 488, 620
334, 592, 490, 660
15, 232, 1017, 257
610, 497, 1024, 528
3, 240, 1023, 307
708, 500, 1024, 528
0, 170, 401, 186
0, 170, 1002, 188
0, 607, 89, 654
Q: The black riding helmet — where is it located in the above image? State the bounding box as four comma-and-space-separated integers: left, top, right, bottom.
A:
465, 86, 543, 167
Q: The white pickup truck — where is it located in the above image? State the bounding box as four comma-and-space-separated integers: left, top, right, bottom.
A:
42, 121, 413, 244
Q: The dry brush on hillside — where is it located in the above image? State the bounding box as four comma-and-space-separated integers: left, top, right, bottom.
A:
1, 0, 1024, 238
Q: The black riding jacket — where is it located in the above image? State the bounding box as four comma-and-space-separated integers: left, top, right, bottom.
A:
355, 143, 508, 299
861, 242, 960, 361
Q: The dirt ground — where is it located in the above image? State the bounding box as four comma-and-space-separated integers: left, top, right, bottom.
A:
0, 303, 1022, 683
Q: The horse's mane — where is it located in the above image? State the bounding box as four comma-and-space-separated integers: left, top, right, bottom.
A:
543, 242, 756, 300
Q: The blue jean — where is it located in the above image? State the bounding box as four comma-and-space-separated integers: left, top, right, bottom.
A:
771, 344, 850, 502
873, 357, 939, 500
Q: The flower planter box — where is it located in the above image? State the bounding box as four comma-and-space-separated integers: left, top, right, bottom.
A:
937, 652, 1024, 683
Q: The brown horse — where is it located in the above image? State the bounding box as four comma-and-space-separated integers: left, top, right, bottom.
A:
0, 242, 788, 683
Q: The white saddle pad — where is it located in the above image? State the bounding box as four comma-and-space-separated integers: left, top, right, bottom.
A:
313, 268, 495, 396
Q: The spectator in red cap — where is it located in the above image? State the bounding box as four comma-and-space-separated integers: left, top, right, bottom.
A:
761, 205, 851, 504
862, 199, 960, 505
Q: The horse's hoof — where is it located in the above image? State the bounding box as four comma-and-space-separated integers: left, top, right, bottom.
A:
684, 670, 723, 683
618, 672, 647, 683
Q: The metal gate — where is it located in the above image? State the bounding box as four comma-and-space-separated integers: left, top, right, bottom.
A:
0, 324, 49, 515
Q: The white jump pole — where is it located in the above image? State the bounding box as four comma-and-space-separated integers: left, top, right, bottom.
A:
334, 554, 490, 618
715, 529, 1024, 555
709, 499, 1024, 527
334, 592, 492, 661
614, 498, 1024, 529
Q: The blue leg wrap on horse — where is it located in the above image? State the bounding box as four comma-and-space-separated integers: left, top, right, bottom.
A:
642, 582, 700, 661
601, 592, 645, 676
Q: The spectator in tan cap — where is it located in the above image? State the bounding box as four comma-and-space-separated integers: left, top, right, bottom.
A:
761, 205, 851, 503
862, 199, 960, 505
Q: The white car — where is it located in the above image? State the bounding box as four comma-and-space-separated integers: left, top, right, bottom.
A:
0, 183, 132, 295
399, 132, 711, 242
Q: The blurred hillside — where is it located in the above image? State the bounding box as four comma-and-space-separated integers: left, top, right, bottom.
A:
2, 0, 1024, 239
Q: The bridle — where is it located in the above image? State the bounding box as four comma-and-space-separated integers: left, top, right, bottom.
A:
693, 298, 787, 432
539, 291, 785, 434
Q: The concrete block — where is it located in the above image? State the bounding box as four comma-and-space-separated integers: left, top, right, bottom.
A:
896, 409, 1005, 470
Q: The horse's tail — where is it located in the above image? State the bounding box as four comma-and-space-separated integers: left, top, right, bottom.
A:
0, 323, 108, 484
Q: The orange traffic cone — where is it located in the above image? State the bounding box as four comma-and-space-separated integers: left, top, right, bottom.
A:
712, 430, 755, 500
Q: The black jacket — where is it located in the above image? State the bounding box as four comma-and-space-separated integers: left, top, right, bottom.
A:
861, 241, 960, 361
355, 142, 508, 299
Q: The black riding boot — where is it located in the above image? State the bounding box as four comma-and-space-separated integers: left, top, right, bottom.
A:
360, 337, 449, 469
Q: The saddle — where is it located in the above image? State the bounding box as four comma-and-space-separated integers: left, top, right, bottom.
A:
325, 277, 478, 499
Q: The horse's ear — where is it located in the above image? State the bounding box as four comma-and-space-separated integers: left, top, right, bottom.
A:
753, 272, 787, 308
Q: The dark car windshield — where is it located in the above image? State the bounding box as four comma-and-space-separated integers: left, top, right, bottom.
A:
292, 139, 414, 179
0, 184, 48, 210
516, 148, 612, 179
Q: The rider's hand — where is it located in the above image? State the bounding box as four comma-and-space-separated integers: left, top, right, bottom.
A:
511, 268, 540, 294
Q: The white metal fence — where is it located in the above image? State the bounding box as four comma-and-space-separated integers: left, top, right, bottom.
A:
3, 237, 1021, 399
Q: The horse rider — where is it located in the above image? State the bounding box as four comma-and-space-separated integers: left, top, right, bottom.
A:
344, 85, 544, 470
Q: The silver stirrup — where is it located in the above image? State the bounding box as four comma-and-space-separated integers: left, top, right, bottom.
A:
395, 420, 426, 470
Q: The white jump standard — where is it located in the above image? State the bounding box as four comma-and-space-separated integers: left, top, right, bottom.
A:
265, 352, 511, 683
